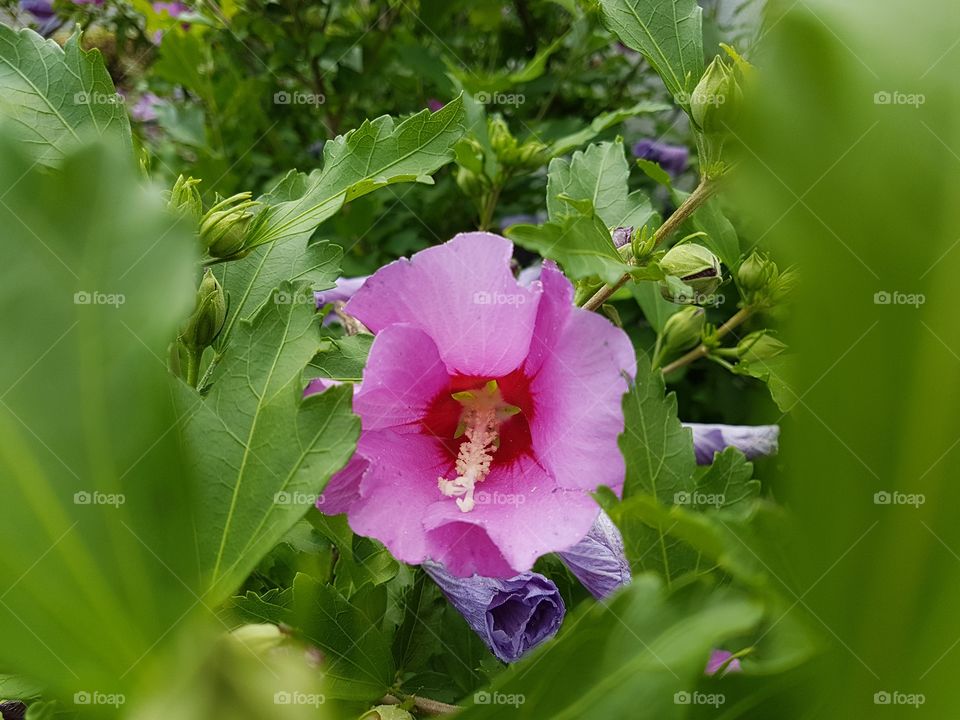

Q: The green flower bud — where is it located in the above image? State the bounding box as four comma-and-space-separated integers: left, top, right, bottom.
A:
770, 267, 799, 304
199, 192, 258, 259
168, 174, 203, 223
658, 243, 723, 302
456, 166, 487, 197
737, 331, 787, 362
737, 252, 777, 293
181, 269, 227, 353
690, 56, 743, 134
488, 116, 515, 155
661, 306, 706, 356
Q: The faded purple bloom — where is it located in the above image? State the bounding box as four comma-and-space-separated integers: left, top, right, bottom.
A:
303, 377, 342, 398
612, 226, 633, 249
423, 560, 564, 663
20, 0, 61, 35
705, 649, 742, 676
130, 92, 161, 123
557, 511, 630, 600
71, 0, 104, 5
684, 423, 780, 465
516, 262, 542, 287
633, 139, 689, 176
152, 1, 188, 16
426, 98, 445, 112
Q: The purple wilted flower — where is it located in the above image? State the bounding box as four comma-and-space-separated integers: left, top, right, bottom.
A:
683, 423, 780, 465
426, 98, 445, 112
557, 511, 630, 600
705, 649, 742, 676
612, 226, 633, 249
633, 139, 689, 176
20, 0, 61, 35
314, 275, 369, 325
423, 560, 564, 663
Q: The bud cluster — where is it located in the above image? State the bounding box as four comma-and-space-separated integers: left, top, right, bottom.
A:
736, 251, 797, 309
200, 192, 260, 259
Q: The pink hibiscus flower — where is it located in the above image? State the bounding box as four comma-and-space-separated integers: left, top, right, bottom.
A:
318, 233, 635, 578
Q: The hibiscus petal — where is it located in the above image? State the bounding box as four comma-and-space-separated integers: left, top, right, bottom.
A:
557, 511, 631, 599
422, 454, 600, 576
346, 232, 541, 377
347, 430, 449, 565
353, 324, 451, 432
525, 263, 636, 493
683, 423, 780, 465
316, 453, 368, 515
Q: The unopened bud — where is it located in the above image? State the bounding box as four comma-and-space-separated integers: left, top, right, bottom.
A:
168, 174, 203, 222
737, 252, 777, 293
181, 269, 227, 352
691, 56, 743, 134
659, 243, 722, 301
199, 193, 258, 259
661, 306, 706, 356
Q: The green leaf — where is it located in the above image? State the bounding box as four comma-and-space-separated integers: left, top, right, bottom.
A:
733, 355, 800, 412
309, 334, 375, 383
548, 101, 671, 157
456, 576, 762, 719
0, 26, 131, 165
0, 135, 199, 694
598, 0, 705, 100
177, 282, 360, 603
695, 447, 761, 518
509, 204, 642, 285
293, 574, 395, 701
547, 141, 657, 232
252, 98, 465, 246
227, 587, 294, 626
620, 355, 697, 501
636, 157, 673, 188
308, 512, 399, 596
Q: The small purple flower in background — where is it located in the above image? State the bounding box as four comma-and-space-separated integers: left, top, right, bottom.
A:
151, 1, 190, 43
633, 139, 689, 176
557, 511, 631, 600
20, 0, 61, 36
683, 423, 780, 465
705, 649, 742, 676
426, 98, 445, 112
130, 92, 162, 123
71, 0, 104, 5
423, 560, 564, 663
314, 275, 369, 325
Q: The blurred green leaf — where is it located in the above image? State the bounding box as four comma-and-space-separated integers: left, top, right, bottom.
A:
0, 134, 198, 701
309, 334, 374, 383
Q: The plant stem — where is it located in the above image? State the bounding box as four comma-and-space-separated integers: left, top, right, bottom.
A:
660, 307, 753, 375
580, 176, 720, 312
380, 693, 460, 716
185, 348, 201, 388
